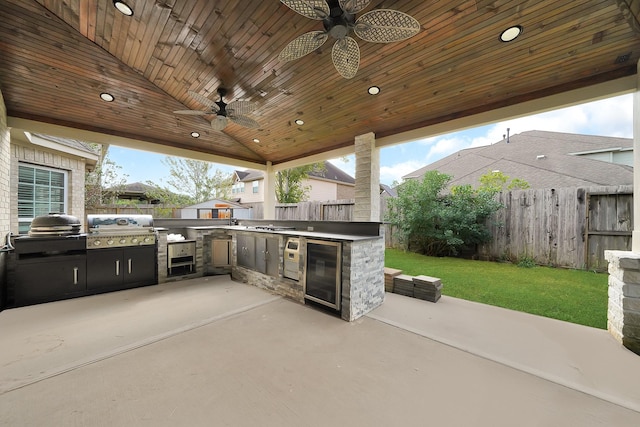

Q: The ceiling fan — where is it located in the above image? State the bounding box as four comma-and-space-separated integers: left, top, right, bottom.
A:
174, 88, 260, 131
278, 0, 421, 79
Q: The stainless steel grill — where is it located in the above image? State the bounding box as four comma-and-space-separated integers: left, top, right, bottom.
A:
86, 214, 156, 249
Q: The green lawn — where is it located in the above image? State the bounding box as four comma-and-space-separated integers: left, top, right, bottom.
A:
385, 248, 609, 329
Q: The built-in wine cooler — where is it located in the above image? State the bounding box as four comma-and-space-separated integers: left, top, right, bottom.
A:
304, 239, 341, 311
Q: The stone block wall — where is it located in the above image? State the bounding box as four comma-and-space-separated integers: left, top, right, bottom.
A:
604, 250, 640, 355
341, 229, 385, 321
231, 233, 304, 302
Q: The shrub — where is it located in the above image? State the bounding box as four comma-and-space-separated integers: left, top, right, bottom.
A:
386, 171, 502, 256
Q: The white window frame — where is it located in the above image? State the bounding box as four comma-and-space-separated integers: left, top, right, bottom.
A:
18, 163, 68, 234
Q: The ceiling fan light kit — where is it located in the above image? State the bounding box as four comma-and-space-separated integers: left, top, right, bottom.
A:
279, 0, 421, 79
173, 88, 260, 131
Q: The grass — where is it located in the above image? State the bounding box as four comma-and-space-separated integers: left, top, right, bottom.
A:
385, 248, 609, 329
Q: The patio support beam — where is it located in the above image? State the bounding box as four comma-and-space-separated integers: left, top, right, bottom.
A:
634, 59, 640, 252
263, 161, 276, 220
354, 132, 380, 222
604, 59, 640, 356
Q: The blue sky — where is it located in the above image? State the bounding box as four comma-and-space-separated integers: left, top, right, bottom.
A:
108, 93, 633, 188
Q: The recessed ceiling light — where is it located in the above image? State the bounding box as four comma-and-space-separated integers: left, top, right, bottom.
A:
295, 119, 304, 126
253, 138, 260, 143
100, 92, 114, 102
499, 25, 522, 42
113, 1, 134, 16
368, 86, 380, 95
190, 132, 200, 138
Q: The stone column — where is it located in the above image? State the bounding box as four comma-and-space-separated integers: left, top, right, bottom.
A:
634, 59, 640, 252
604, 59, 640, 355
605, 251, 640, 355
354, 132, 380, 222
263, 161, 276, 220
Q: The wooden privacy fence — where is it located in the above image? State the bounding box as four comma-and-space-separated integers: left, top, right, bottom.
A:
478, 185, 633, 271
276, 200, 354, 221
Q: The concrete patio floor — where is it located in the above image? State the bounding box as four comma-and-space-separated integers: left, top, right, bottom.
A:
1, 275, 639, 426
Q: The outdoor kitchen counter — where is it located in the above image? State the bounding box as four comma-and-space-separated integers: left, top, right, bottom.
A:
184, 225, 381, 242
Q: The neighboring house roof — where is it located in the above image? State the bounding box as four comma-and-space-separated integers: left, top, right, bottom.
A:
32, 133, 100, 156
403, 130, 633, 189
106, 182, 161, 202
380, 184, 398, 198
235, 161, 355, 185
235, 169, 264, 182
308, 161, 355, 185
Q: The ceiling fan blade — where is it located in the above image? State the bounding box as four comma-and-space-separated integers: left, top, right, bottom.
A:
280, 0, 329, 19
211, 115, 228, 131
187, 90, 218, 110
338, 0, 370, 14
278, 31, 329, 62
227, 100, 256, 116
228, 114, 261, 129
173, 109, 210, 115
331, 37, 360, 79
354, 9, 421, 43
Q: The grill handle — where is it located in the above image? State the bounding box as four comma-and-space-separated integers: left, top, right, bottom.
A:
128, 258, 132, 274
116, 259, 120, 276
73, 267, 78, 285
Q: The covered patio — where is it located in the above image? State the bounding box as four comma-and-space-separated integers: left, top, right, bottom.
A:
2, 2, 640, 423
1, 276, 639, 425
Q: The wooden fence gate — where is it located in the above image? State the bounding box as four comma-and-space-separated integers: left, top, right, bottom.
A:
585, 191, 633, 271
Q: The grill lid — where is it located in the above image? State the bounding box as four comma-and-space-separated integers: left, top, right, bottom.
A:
87, 214, 154, 232
29, 213, 81, 237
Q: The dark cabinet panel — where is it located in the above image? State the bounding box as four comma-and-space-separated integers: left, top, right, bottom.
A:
125, 246, 156, 285
87, 248, 121, 290
14, 255, 87, 305
87, 246, 156, 291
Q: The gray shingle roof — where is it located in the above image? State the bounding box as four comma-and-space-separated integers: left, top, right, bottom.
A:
236, 161, 354, 185
403, 130, 633, 189
33, 133, 100, 155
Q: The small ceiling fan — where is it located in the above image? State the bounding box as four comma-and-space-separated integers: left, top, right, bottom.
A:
174, 88, 260, 131
278, 0, 421, 79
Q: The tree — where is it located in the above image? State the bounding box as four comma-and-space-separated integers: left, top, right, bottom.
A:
85, 152, 128, 208
479, 170, 530, 192
157, 157, 234, 204
275, 163, 325, 203
386, 171, 502, 256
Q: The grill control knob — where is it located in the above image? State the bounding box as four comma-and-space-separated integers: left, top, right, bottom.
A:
93, 240, 101, 246
132, 238, 139, 244
120, 238, 127, 244
143, 237, 151, 243
107, 239, 114, 245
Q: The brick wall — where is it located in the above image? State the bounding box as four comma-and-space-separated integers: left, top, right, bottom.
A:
0, 90, 10, 299
9, 139, 87, 234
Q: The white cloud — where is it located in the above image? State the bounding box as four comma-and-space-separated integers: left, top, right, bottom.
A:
380, 160, 425, 185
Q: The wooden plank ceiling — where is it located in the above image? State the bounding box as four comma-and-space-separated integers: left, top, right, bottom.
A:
0, 0, 639, 167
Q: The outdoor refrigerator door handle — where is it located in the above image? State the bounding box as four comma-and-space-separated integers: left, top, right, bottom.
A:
73, 267, 78, 285
116, 259, 120, 276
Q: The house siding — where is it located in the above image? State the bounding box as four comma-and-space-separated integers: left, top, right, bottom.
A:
305, 179, 336, 201
0, 90, 10, 302
9, 139, 88, 234
336, 183, 355, 200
